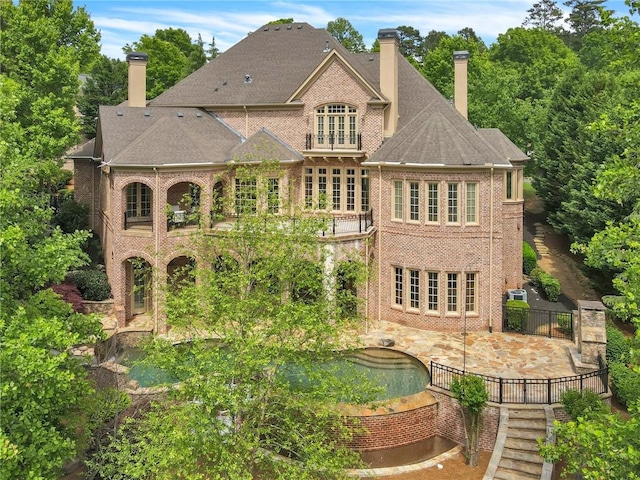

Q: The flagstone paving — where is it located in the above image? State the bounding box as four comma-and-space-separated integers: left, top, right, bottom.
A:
359, 321, 576, 379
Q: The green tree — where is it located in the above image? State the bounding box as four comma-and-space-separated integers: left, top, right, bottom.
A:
563, 0, 612, 50
206, 35, 220, 60
0, 0, 100, 159
89, 162, 371, 479
77, 55, 127, 137
124, 28, 207, 99
327, 17, 366, 53
423, 30, 449, 52
523, 0, 566, 32
397, 25, 425, 63
450, 375, 488, 467
268, 18, 294, 24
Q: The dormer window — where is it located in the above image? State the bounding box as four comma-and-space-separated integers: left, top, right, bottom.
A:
314, 104, 358, 149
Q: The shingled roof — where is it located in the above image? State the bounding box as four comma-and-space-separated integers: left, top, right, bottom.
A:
230, 129, 303, 164
97, 106, 241, 166
149, 23, 352, 107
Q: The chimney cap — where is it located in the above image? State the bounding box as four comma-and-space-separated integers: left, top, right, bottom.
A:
453, 50, 469, 60
126, 52, 148, 62
377, 29, 400, 40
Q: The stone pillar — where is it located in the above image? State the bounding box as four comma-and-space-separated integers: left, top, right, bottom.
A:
577, 300, 607, 366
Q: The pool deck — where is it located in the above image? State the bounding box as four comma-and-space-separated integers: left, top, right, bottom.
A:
359, 320, 577, 379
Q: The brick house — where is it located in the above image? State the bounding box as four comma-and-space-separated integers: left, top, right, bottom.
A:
71, 23, 527, 334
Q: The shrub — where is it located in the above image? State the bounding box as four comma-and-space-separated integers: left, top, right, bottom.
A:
557, 312, 572, 334
561, 389, 608, 421
51, 283, 86, 313
24, 288, 75, 320
53, 198, 89, 233
609, 361, 640, 408
606, 324, 630, 365
70, 270, 112, 301
505, 299, 529, 332
522, 242, 537, 275
529, 268, 561, 301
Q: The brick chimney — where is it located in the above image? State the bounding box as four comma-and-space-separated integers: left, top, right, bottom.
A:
453, 50, 469, 120
126, 52, 148, 107
378, 29, 400, 137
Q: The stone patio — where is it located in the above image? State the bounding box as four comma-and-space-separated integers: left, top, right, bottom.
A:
360, 320, 577, 379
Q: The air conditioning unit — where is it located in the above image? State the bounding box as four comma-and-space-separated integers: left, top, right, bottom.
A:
507, 289, 528, 303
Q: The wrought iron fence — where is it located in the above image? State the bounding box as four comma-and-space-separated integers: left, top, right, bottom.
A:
503, 305, 573, 341
320, 210, 373, 236
430, 361, 608, 404
305, 133, 362, 150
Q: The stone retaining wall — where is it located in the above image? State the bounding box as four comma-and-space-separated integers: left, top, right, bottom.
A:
83, 299, 114, 315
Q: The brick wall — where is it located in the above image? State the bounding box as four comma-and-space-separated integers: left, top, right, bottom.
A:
429, 388, 500, 451
342, 392, 438, 451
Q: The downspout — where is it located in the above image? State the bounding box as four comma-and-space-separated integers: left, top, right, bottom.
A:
154, 167, 159, 333
377, 164, 382, 325
489, 165, 494, 333
365, 240, 369, 332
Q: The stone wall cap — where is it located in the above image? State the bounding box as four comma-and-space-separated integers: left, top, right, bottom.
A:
577, 300, 606, 311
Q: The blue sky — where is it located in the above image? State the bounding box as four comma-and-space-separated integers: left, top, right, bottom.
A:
78, 0, 633, 59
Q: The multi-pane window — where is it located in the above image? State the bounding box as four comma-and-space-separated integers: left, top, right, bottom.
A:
465, 273, 477, 313
267, 178, 279, 213
427, 272, 439, 312
126, 182, 152, 219
394, 267, 403, 306
315, 104, 358, 149
346, 168, 356, 211
447, 273, 458, 313
505, 171, 513, 200
447, 183, 459, 223
235, 178, 257, 214
304, 167, 369, 213
361, 169, 370, 212
409, 182, 420, 222
409, 269, 420, 309
318, 168, 327, 209
393, 181, 403, 220
304, 168, 313, 208
332, 168, 341, 211
466, 183, 478, 224
427, 183, 439, 223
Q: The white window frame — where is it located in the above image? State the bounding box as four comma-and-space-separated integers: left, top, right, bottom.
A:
465, 272, 477, 314
466, 182, 478, 224
409, 181, 420, 223
447, 183, 459, 224
446, 272, 459, 314
392, 180, 404, 221
409, 269, 420, 311
393, 266, 403, 307
427, 182, 439, 224
427, 271, 439, 313
314, 104, 358, 149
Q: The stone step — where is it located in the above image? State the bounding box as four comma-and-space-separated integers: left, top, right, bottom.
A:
499, 457, 543, 476
507, 428, 547, 441
504, 437, 539, 451
502, 447, 544, 464
508, 408, 546, 419
494, 466, 541, 480
508, 418, 547, 431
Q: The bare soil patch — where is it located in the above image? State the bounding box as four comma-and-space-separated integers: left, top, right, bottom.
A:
369, 450, 491, 480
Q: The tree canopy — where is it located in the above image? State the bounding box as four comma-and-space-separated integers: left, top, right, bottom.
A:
327, 17, 366, 53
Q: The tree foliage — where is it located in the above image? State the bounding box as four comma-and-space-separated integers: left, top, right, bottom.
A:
327, 17, 366, 53
523, 0, 566, 32
89, 162, 371, 479
123, 28, 207, 99
450, 375, 488, 467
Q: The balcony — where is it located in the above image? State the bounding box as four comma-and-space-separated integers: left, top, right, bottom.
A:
209, 210, 374, 238
304, 133, 363, 157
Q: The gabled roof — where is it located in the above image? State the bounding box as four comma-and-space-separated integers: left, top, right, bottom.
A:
150, 23, 352, 107
230, 128, 303, 163
364, 102, 513, 167
98, 106, 242, 166
67, 138, 96, 158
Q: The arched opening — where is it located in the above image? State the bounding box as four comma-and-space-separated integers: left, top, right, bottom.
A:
336, 261, 359, 318
167, 182, 201, 229
124, 182, 153, 230
212, 181, 225, 222
167, 256, 195, 289
127, 257, 152, 315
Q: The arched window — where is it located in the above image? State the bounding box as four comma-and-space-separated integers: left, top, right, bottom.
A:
315, 104, 358, 149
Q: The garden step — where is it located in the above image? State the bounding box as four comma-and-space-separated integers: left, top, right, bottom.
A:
504, 437, 540, 451
506, 428, 547, 441
493, 466, 540, 480
502, 447, 544, 464
499, 457, 543, 476
508, 408, 546, 419
508, 418, 547, 430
